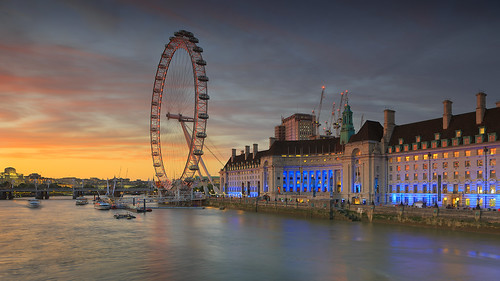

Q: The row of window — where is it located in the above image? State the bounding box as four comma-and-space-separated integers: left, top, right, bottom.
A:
391, 159, 496, 172
389, 170, 496, 181
389, 183, 497, 194
389, 148, 497, 163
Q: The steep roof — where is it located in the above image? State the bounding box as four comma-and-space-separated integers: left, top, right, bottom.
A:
389, 107, 500, 145
349, 120, 384, 143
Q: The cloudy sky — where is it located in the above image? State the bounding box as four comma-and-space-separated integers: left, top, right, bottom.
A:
1, 0, 499, 180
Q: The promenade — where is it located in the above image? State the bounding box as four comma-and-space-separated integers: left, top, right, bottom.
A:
207, 197, 500, 234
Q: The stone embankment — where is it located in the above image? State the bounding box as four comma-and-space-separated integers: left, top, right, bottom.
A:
206, 198, 500, 234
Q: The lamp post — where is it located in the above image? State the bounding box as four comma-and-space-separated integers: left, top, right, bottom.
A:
484, 147, 488, 209
428, 152, 432, 204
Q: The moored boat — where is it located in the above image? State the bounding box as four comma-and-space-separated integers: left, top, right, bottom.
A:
27, 199, 41, 208
94, 201, 111, 210
114, 212, 136, 219
75, 197, 88, 205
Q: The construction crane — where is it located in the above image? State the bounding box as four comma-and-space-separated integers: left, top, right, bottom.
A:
324, 90, 349, 137
312, 86, 326, 136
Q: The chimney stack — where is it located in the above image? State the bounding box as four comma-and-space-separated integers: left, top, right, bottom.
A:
476, 92, 487, 125
383, 109, 395, 144
253, 144, 258, 159
231, 149, 236, 162
245, 145, 250, 160
443, 100, 452, 130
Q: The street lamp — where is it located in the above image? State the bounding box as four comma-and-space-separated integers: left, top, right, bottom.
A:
428, 152, 432, 204
484, 147, 488, 209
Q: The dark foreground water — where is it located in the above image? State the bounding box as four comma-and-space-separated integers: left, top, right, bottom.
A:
1, 198, 499, 281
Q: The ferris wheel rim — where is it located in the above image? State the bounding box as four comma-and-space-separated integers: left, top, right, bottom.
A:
150, 30, 209, 188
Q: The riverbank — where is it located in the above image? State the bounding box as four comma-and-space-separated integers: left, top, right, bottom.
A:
206, 197, 500, 234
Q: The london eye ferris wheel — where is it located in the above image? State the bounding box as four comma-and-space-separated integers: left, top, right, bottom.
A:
150, 30, 210, 189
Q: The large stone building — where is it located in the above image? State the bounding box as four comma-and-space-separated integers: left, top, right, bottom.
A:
219, 93, 499, 208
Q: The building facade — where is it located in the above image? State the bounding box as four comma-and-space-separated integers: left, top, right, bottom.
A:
220, 93, 499, 208
274, 113, 317, 141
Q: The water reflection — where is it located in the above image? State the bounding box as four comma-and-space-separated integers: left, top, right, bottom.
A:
0, 199, 499, 281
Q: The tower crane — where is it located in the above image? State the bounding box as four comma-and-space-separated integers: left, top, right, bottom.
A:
312, 86, 326, 136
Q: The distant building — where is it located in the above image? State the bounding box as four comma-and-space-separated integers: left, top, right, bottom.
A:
0, 167, 25, 186
275, 113, 316, 141
220, 93, 499, 208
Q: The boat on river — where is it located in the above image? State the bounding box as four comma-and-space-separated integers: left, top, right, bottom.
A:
114, 212, 136, 219
75, 197, 88, 205
27, 199, 41, 208
94, 201, 111, 210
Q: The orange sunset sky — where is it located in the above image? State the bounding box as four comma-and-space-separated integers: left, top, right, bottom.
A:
1, 1, 499, 180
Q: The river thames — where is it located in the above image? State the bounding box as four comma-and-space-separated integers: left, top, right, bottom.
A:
0, 198, 499, 281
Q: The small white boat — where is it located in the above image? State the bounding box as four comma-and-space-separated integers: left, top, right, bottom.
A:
94, 201, 111, 210
27, 199, 41, 208
75, 197, 88, 205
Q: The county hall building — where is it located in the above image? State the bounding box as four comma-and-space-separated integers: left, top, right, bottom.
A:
219, 93, 499, 208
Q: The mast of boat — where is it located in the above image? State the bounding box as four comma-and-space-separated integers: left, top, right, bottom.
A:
106, 179, 110, 196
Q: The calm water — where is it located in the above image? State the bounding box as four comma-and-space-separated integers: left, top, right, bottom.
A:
1, 198, 499, 281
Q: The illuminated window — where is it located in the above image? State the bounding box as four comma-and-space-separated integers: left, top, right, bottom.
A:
477, 159, 483, 166
399, 138, 404, 145
389, 157, 393, 163
476, 135, 483, 144
465, 171, 470, 179
490, 199, 496, 207
443, 162, 448, 169
423, 163, 428, 170
423, 154, 429, 160
414, 164, 419, 170
453, 138, 459, 146
422, 142, 428, 149
477, 149, 484, 156
443, 172, 448, 179
477, 170, 483, 178
465, 150, 471, 157
478, 185, 483, 194
453, 161, 459, 168
456, 130, 462, 138
443, 152, 449, 158
413, 144, 418, 150
416, 136, 421, 142
433, 172, 437, 180
405, 156, 410, 162
396, 146, 400, 152
489, 133, 497, 142
404, 144, 409, 152
434, 133, 440, 140
388, 147, 393, 153
432, 153, 438, 159
397, 157, 401, 162
397, 166, 401, 171
414, 173, 418, 180
405, 174, 409, 180
414, 155, 419, 161
454, 171, 459, 179
490, 148, 496, 155
490, 186, 496, 194
479, 127, 485, 134
491, 170, 496, 178
442, 139, 448, 147
490, 159, 496, 166
432, 141, 438, 148
465, 184, 470, 193
464, 137, 471, 145
405, 165, 409, 171
454, 151, 459, 157
432, 163, 437, 169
